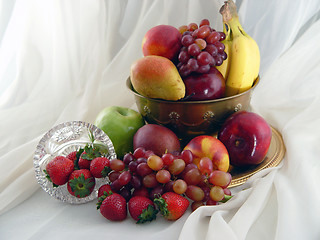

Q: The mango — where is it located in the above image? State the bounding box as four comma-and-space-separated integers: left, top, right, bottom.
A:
130, 55, 185, 101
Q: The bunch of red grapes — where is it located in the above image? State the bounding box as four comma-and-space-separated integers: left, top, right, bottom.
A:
177, 19, 227, 78
106, 147, 232, 211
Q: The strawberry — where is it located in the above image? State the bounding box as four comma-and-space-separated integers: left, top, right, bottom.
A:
78, 144, 102, 169
90, 157, 110, 178
98, 184, 113, 198
66, 151, 77, 162
45, 156, 74, 186
66, 150, 82, 169
128, 196, 158, 223
78, 153, 91, 169
154, 192, 190, 221
67, 169, 95, 198
99, 193, 127, 221
96, 184, 113, 210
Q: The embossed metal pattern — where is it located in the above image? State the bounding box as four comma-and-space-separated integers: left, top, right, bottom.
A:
234, 103, 242, 112
127, 77, 259, 138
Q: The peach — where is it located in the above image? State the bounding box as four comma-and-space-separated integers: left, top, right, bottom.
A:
142, 25, 182, 60
183, 135, 230, 172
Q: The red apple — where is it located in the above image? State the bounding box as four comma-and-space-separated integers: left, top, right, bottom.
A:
217, 111, 272, 167
142, 25, 182, 61
183, 67, 225, 100
183, 135, 229, 172
133, 124, 181, 156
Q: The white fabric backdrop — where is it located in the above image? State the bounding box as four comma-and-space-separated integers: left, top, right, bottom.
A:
0, 0, 320, 239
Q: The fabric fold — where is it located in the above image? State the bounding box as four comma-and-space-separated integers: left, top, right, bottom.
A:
0, 0, 320, 239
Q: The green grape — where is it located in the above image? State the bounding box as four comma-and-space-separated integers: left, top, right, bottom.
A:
209, 185, 224, 202
173, 179, 187, 194
168, 158, 185, 175
147, 155, 164, 171
209, 170, 232, 188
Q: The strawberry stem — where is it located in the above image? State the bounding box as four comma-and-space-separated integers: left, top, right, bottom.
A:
88, 129, 95, 144
69, 173, 95, 198
96, 190, 113, 209
137, 205, 158, 224
153, 197, 169, 217
81, 144, 102, 160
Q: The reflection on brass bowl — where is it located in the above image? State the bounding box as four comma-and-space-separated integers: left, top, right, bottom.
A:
126, 76, 259, 141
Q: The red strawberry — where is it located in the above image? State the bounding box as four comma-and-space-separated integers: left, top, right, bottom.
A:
66, 150, 80, 170
154, 192, 190, 221
98, 184, 112, 198
45, 156, 74, 186
66, 151, 77, 162
96, 184, 113, 210
90, 157, 110, 178
67, 169, 95, 198
128, 196, 158, 223
78, 145, 102, 169
78, 153, 91, 169
99, 193, 127, 221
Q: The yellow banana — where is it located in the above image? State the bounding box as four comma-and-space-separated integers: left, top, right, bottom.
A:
219, 0, 260, 96
216, 21, 232, 80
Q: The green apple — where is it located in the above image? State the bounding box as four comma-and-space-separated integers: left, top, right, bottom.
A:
94, 106, 145, 158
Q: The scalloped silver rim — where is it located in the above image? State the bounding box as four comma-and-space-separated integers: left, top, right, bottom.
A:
33, 121, 117, 204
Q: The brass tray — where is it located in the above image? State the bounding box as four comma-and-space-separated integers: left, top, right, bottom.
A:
229, 126, 285, 188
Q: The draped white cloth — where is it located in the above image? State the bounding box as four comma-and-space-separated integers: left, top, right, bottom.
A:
1, 0, 320, 239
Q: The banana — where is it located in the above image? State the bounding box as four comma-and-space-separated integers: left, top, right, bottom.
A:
216, 21, 232, 80
219, 0, 260, 96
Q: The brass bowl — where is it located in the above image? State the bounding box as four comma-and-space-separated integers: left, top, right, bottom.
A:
127, 77, 259, 141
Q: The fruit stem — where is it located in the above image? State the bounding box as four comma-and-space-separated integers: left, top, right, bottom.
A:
220, 0, 238, 23
153, 197, 169, 217
220, 0, 245, 38
88, 129, 95, 144
220, 194, 233, 203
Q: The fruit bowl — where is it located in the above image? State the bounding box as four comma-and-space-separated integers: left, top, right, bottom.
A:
127, 76, 259, 141
33, 121, 117, 204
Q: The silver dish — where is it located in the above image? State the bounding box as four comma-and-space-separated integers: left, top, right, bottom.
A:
33, 121, 116, 204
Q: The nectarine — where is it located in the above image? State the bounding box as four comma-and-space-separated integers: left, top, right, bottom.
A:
142, 25, 182, 60
183, 135, 229, 172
